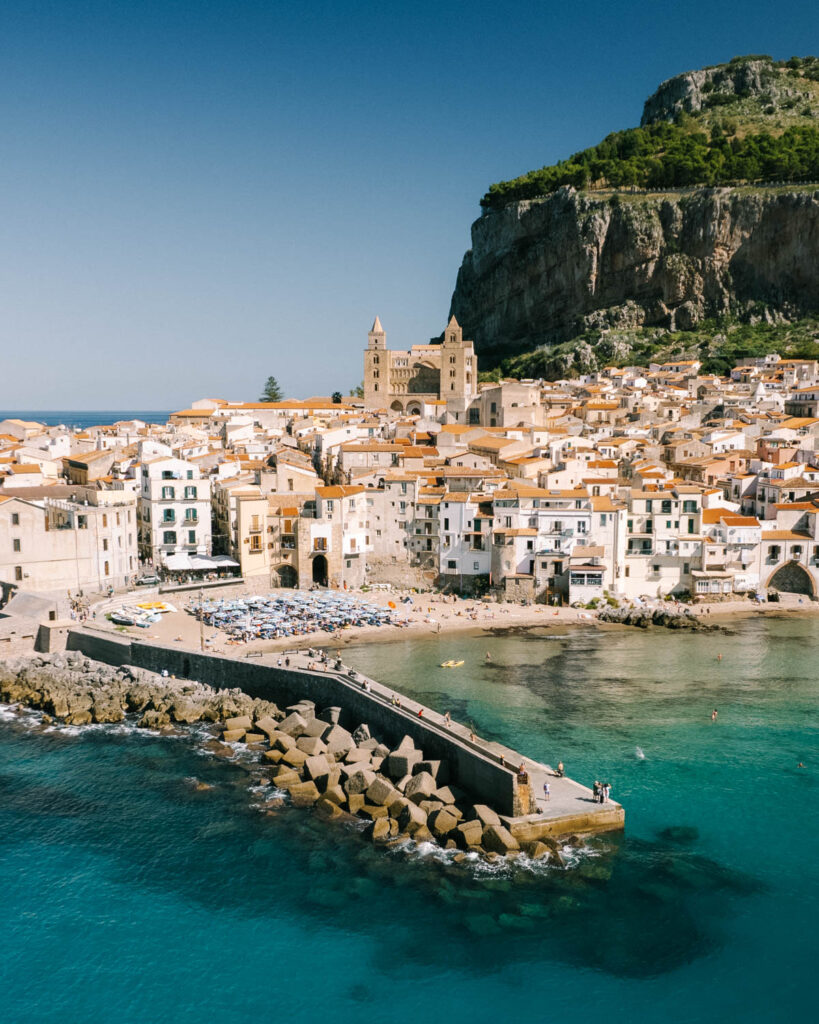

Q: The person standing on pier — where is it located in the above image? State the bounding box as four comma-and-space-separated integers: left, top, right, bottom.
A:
543, 781, 550, 802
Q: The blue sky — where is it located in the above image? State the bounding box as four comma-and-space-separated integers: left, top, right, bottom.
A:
1, 0, 817, 409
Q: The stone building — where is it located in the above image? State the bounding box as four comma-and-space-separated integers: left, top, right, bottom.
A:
363, 316, 477, 420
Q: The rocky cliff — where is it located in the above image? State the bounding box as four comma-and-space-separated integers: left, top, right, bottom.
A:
450, 184, 819, 368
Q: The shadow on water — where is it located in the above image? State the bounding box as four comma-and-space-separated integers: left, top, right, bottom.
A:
0, 720, 764, 981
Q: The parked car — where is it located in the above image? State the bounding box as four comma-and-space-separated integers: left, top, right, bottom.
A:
136, 574, 160, 586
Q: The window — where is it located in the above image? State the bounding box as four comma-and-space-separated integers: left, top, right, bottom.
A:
162, 486, 175, 500
627, 519, 633, 533
104, 561, 110, 576
504, 516, 512, 528
188, 530, 197, 545
444, 518, 449, 530
687, 518, 695, 534
326, 500, 334, 514
792, 546, 803, 559
103, 538, 109, 551
447, 560, 456, 569
163, 531, 177, 544
684, 562, 690, 574
11, 512, 19, 525
187, 470, 194, 479
163, 510, 175, 523
185, 509, 197, 522
683, 500, 697, 513
250, 535, 262, 552
102, 513, 108, 527
162, 470, 173, 480
184, 486, 197, 500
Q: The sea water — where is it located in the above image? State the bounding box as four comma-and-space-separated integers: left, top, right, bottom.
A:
1, 616, 816, 1022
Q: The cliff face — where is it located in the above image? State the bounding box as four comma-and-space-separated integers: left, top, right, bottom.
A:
449, 186, 819, 367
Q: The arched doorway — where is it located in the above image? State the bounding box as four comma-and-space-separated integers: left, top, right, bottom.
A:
406, 402, 422, 415
390, 400, 403, 413
767, 562, 815, 596
312, 554, 328, 586
273, 564, 298, 588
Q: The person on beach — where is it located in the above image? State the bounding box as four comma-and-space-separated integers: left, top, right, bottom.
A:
543, 781, 550, 801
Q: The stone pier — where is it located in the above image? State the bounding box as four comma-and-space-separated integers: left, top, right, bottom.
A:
66, 626, 624, 838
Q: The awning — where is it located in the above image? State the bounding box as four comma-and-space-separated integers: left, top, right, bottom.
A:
211, 555, 240, 567
189, 555, 218, 570
163, 553, 193, 571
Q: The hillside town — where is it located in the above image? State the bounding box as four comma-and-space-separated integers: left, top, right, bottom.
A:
4, 317, 819, 618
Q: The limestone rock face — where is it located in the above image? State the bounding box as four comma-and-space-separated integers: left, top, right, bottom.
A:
449, 186, 819, 367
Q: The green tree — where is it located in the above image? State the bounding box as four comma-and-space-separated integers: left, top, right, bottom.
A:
259, 376, 283, 402
331, 391, 343, 404
349, 381, 365, 398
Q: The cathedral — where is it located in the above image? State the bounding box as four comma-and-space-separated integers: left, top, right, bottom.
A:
363, 315, 478, 418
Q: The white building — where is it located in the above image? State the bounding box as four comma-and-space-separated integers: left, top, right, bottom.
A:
138, 457, 212, 569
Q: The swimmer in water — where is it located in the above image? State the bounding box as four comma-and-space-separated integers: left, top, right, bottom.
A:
485, 651, 492, 662
711, 708, 718, 721
717, 653, 723, 662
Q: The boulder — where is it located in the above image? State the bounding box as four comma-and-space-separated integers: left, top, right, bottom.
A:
201, 739, 233, 758
288, 781, 321, 807
405, 771, 436, 804
278, 712, 309, 738
222, 728, 246, 743
296, 736, 328, 757
456, 820, 484, 849
225, 714, 253, 732
170, 700, 202, 724
482, 824, 520, 855
344, 768, 377, 795
365, 777, 396, 807
428, 808, 459, 839
470, 804, 501, 827
521, 841, 551, 861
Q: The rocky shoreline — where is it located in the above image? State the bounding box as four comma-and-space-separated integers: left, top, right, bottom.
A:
0, 653, 566, 867
596, 606, 716, 630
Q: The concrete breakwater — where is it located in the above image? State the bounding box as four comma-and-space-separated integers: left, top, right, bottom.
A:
3, 628, 624, 861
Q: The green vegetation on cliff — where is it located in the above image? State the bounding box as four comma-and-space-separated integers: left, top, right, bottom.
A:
482, 316, 819, 381
481, 56, 819, 210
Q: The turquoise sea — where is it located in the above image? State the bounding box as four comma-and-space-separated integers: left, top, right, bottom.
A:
1, 617, 816, 1023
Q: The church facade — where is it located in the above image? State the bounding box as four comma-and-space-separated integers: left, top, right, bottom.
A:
363, 316, 478, 419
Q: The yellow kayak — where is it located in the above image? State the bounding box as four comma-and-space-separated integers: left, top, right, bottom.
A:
440, 660, 464, 668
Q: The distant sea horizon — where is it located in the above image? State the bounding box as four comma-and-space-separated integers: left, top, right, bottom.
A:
0, 410, 172, 430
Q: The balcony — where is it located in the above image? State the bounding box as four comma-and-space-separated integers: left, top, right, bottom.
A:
184, 514, 199, 525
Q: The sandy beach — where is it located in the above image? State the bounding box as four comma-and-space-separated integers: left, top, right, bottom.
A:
86, 583, 819, 658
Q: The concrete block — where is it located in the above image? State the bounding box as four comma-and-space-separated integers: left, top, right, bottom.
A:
365, 777, 396, 806
352, 723, 371, 744
471, 804, 501, 827
419, 800, 444, 817
225, 715, 252, 732
388, 796, 409, 819
398, 800, 427, 830
287, 702, 315, 721
369, 756, 384, 772
482, 824, 520, 855
303, 754, 332, 781
323, 784, 346, 806
387, 750, 422, 779
371, 817, 391, 841
222, 728, 245, 743
405, 771, 436, 804
278, 712, 309, 738
344, 746, 371, 765
288, 781, 321, 807
434, 786, 458, 805
273, 733, 297, 753
281, 748, 308, 769
322, 724, 354, 757
254, 716, 279, 741
316, 797, 345, 821
243, 733, 265, 745
396, 735, 416, 751
429, 808, 459, 839
318, 768, 342, 792
347, 793, 365, 813
301, 718, 329, 739
344, 768, 377, 795
394, 774, 412, 793
442, 804, 464, 821
263, 749, 283, 764
318, 706, 342, 725
456, 820, 483, 849
297, 736, 328, 756
359, 804, 389, 820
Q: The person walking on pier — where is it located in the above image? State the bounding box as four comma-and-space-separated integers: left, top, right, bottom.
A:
593, 780, 600, 802
543, 781, 550, 802
444, 710, 451, 727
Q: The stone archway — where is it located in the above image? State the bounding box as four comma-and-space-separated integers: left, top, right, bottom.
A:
406, 402, 422, 416
272, 564, 298, 588
312, 554, 328, 586
766, 562, 816, 596
390, 400, 403, 413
